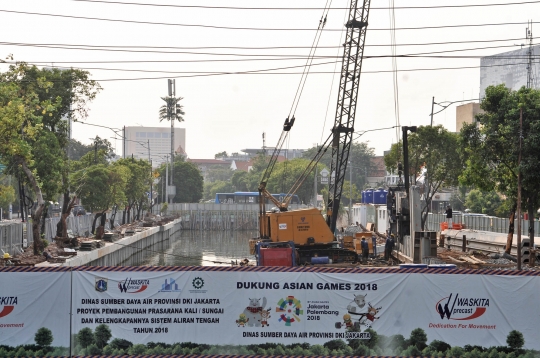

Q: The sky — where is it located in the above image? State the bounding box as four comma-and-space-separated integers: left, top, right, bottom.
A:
0, 0, 539, 159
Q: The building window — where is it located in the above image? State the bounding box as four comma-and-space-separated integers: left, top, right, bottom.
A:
147, 132, 154, 138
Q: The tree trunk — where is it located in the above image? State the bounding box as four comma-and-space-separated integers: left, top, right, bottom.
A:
110, 205, 117, 229
17, 158, 45, 255
528, 199, 535, 267
56, 192, 77, 242
136, 200, 143, 220
505, 201, 518, 254
40, 204, 49, 239
95, 210, 107, 240
127, 204, 131, 223
91, 212, 102, 235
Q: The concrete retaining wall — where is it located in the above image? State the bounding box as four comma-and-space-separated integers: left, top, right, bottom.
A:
60, 219, 182, 266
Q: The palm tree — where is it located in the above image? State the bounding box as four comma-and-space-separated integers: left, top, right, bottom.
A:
159, 96, 185, 122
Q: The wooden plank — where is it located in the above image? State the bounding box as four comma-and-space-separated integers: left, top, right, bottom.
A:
447, 256, 466, 264
469, 256, 486, 264
459, 256, 480, 264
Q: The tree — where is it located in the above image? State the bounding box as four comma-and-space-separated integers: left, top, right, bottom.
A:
506, 330, 525, 350
0, 65, 60, 254
94, 324, 112, 349
159, 156, 203, 203
265, 159, 324, 204
206, 167, 234, 183
34, 327, 53, 347
204, 181, 234, 201
1, 63, 100, 248
385, 125, 462, 230
0, 183, 15, 210
303, 142, 375, 191
114, 158, 151, 223
214, 151, 228, 159
407, 328, 428, 351
77, 327, 95, 348
461, 85, 540, 254
465, 189, 502, 216
231, 171, 250, 192
159, 96, 185, 123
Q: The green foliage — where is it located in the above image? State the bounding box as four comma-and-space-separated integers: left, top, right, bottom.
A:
170, 158, 204, 203
204, 180, 234, 201
206, 167, 234, 182
385, 125, 462, 229
0, 184, 15, 209
507, 330, 525, 350
214, 151, 228, 159
128, 344, 147, 355
94, 324, 112, 348
304, 142, 375, 190
159, 96, 185, 123
265, 159, 324, 204
85, 343, 101, 355
323, 339, 348, 351
408, 327, 428, 350
34, 327, 53, 347
465, 189, 502, 216
76, 327, 94, 348
429, 339, 451, 353
231, 170, 250, 192
461, 85, 540, 221
364, 328, 379, 349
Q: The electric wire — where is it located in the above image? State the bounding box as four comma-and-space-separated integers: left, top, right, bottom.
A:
0, 9, 538, 32
0, 37, 528, 51
320, 6, 349, 145
9, 62, 533, 82
71, 0, 540, 10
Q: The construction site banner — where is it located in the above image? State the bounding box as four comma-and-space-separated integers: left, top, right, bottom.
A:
0, 268, 71, 349
71, 267, 540, 350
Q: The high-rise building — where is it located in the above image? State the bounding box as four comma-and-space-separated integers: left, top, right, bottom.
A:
123, 126, 186, 167
456, 102, 483, 132
480, 45, 540, 96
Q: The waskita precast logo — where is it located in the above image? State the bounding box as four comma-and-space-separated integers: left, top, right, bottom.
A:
436, 293, 489, 320
0, 296, 17, 318
118, 278, 150, 293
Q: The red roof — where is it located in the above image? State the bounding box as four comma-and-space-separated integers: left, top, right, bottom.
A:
188, 159, 229, 165
369, 156, 386, 177
234, 161, 253, 172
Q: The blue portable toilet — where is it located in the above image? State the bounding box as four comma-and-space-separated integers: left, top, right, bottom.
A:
361, 190, 366, 203
374, 188, 388, 205
365, 189, 374, 204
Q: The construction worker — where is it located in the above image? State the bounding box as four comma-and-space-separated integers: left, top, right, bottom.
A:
385, 234, 395, 262
361, 237, 369, 263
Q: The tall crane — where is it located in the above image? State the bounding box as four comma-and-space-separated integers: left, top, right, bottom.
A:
254, 0, 371, 265
326, 0, 371, 234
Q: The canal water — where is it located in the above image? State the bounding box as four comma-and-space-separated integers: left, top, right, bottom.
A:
132, 230, 257, 267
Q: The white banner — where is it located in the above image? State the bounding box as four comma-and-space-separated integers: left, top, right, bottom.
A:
0, 270, 71, 348
71, 268, 540, 349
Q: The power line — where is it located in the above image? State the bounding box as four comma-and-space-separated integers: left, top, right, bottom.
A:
71, 0, 540, 10
0, 41, 531, 59
0, 9, 538, 32
37, 62, 529, 82
0, 37, 527, 50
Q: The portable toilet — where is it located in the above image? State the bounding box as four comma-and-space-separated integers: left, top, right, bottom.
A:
374, 188, 388, 205
361, 190, 366, 204
365, 189, 374, 204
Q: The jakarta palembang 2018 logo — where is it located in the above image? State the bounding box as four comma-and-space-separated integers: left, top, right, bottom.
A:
276, 296, 303, 326
436, 293, 489, 320
118, 278, 149, 293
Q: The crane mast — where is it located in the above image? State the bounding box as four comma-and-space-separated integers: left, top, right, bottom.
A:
326, 0, 371, 234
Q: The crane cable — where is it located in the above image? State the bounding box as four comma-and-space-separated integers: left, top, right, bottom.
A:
389, 0, 402, 160
260, 1, 332, 187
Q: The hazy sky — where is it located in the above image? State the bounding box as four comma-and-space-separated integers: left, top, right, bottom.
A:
1, 0, 538, 159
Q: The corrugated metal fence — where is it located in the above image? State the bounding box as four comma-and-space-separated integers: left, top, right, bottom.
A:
426, 213, 540, 234
1, 213, 124, 256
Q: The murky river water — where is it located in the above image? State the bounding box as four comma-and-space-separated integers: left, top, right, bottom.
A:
136, 230, 257, 266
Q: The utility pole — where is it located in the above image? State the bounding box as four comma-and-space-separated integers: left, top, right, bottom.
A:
148, 139, 152, 212
526, 21, 533, 89
517, 108, 523, 270
168, 79, 175, 204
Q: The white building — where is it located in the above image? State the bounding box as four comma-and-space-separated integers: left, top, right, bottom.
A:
123, 126, 186, 167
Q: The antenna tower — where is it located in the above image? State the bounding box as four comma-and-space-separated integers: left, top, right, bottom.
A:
526, 20, 534, 89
